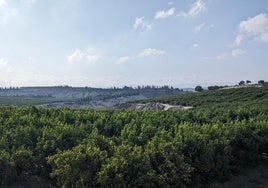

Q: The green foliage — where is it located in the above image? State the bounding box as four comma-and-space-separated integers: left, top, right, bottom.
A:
0, 150, 15, 185
12, 147, 35, 181
0, 88, 267, 187
48, 144, 107, 188
239, 80, 245, 85
208, 85, 220, 90
98, 144, 155, 187
195, 85, 203, 92
0, 97, 67, 106
148, 87, 268, 107
258, 80, 265, 85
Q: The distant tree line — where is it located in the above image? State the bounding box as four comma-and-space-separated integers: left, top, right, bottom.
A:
0, 85, 183, 92
0, 87, 19, 90
194, 80, 268, 92
239, 80, 268, 86
111, 85, 182, 91
195, 85, 228, 92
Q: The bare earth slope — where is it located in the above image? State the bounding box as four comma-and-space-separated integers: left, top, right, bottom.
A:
0, 86, 183, 108
120, 102, 193, 110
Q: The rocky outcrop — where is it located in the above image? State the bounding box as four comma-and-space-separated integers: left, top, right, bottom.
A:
124, 102, 193, 111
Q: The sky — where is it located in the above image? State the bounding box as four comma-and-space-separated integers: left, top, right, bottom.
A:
0, 0, 268, 88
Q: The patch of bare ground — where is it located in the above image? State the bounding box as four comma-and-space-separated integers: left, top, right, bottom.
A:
209, 163, 268, 188
127, 102, 193, 111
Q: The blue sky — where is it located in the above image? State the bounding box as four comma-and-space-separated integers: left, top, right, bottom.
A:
0, 0, 268, 87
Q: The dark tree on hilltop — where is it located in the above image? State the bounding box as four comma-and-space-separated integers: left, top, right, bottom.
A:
208, 85, 220, 91
246, 80, 251, 84
258, 80, 265, 85
195, 86, 203, 92
239, 81, 245, 85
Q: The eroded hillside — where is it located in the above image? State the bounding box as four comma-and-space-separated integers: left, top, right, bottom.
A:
0, 86, 184, 108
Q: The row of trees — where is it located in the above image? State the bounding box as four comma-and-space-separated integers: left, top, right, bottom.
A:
151, 87, 268, 107
0, 88, 267, 187
194, 85, 228, 92
195, 80, 268, 92
0, 85, 182, 91
239, 80, 268, 86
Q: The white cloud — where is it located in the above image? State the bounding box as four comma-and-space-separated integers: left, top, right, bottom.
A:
0, 0, 6, 7
236, 13, 268, 45
260, 31, 268, 42
195, 23, 205, 32
192, 43, 199, 48
117, 56, 131, 64
27, 57, 35, 63
239, 13, 268, 35
133, 17, 152, 31
195, 22, 213, 32
168, 2, 174, 5
0, 1, 18, 23
0, 59, 11, 72
20, 0, 36, 4
181, 0, 206, 18
232, 49, 244, 58
0, 58, 8, 68
140, 48, 165, 56
68, 49, 100, 63
204, 50, 244, 62
68, 49, 84, 62
155, 8, 175, 19
216, 53, 229, 61
87, 47, 96, 52
235, 34, 244, 46
117, 48, 165, 64
188, 0, 206, 17
86, 54, 100, 63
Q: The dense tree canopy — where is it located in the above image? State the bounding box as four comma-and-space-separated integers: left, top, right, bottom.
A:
0, 87, 267, 187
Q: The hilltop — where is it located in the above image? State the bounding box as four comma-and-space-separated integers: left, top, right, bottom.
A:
142, 87, 268, 107
0, 86, 183, 108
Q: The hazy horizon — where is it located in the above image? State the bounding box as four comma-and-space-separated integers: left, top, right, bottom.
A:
0, 80, 260, 89
1, 0, 268, 87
